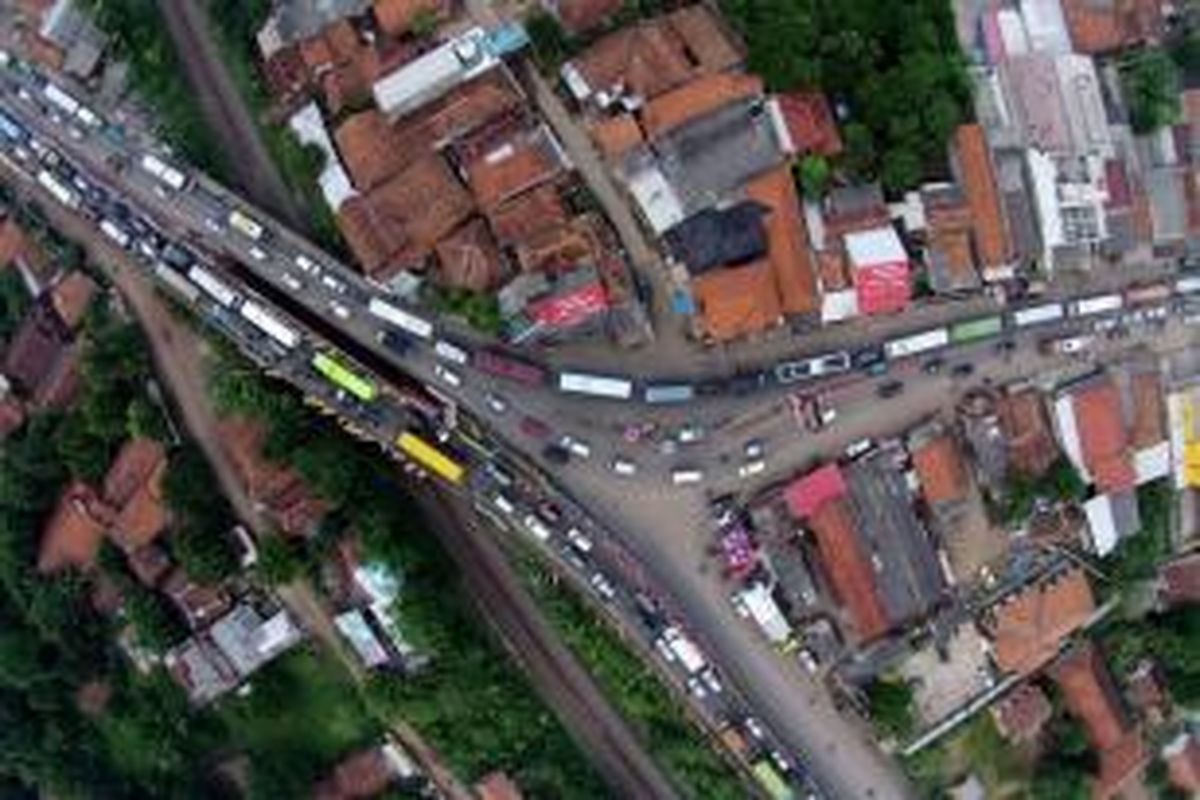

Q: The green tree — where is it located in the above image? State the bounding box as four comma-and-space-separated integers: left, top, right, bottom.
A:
0, 270, 31, 340
1047, 459, 1086, 503
1122, 49, 1181, 134
865, 677, 915, 739
255, 536, 303, 586
796, 154, 831, 198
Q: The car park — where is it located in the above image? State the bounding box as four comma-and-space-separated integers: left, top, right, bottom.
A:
433, 364, 461, 388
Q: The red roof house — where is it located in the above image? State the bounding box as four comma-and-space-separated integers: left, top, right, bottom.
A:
37, 482, 114, 574
777, 91, 843, 157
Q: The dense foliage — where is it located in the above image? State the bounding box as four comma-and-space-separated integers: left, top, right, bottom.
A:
162, 444, 240, 583
1099, 606, 1200, 707
1122, 49, 1182, 134
520, 555, 747, 799
1105, 479, 1173, 589
864, 677, 916, 740
210, 352, 606, 795
721, 0, 971, 191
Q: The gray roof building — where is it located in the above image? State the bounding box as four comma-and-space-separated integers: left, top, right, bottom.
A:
663, 201, 769, 274
256, 0, 370, 59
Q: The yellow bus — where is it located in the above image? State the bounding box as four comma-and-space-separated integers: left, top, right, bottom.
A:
397, 432, 465, 485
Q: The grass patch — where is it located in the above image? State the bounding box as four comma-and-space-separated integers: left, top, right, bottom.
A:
515, 552, 747, 800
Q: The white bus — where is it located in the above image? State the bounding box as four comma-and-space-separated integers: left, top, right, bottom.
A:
139, 153, 188, 192
367, 297, 433, 340
227, 208, 265, 241
1010, 302, 1065, 328
187, 265, 240, 308
239, 300, 300, 349
558, 371, 634, 400
1069, 293, 1123, 318
36, 169, 78, 208
1175, 275, 1200, 295
883, 327, 949, 360
42, 83, 80, 117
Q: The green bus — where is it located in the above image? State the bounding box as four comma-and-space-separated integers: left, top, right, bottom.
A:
312, 352, 378, 403
948, 315, 1004, 345
751, 761, 795, 800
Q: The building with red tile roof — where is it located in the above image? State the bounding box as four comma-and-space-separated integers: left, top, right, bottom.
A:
954, 124, 1013, 272
49, 271, 96, 332
1053, 373, 1136, 493
475, 771, 524, 800
1164, 732, 1200, 795
1128, 368, 1165, 450
101, 438, 170, 552
391, 70, 524, 147
335, 110, 409, 190
337, 154, 473, 281
639, 73, 763, 141
745, 166, 819, 316
486, 183, 570, 247
784, 463, 892, 641
37, 482, 114, 574
992, 682, 1053, 743
923, 193, 981, 294
911, 431, 970, 508
543, 0, 624, 35
162, 568, 232, 629
312, 741, 415, 800
0, 217, 55, 291
589, 114, 644, 162
4, 300, 70, 398
1060, 0, 1165, 55
988, 567, 1095, 675
513, 217, 601, 274
776, 91, 843, 157
997, 386, 1059, 476
464, 127, 565, 211
663, 5, 741, 73
690, 261, 782, 342
30, 343, 80, 412
1050, 641, 1147, 799
103, 438, 166, 511
434, 218, 506, 291
372, 0, 447, 36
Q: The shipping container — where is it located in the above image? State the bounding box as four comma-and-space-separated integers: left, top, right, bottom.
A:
239, 300, 300, 349
558, 371, 634, 400
883, 327, 949, 360
644, 383, 695, 404
473, 349, 547, 386
186, 265, 240, 308
948, 314, 1004, 344
367, 297, 433, 340
1009, 302, 1065, 328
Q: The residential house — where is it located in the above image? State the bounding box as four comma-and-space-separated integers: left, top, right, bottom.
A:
434, 218, 506, 291
1050, 641, 1147, 799
1059, 0, 1166, 55
541, 0, 624, 36
164, 635, 240, 706
953, 124, 1015, 279
992, 682, 1053, 743
48, 270, 96, 332
312, 740, 421, 800
462, 125, 566, 213
475, 772, 524, 800
371, 27, 499, 119
921, 185, 981, 295
745, 166, 820, 318
997, 384, 1060, 476
102, 438, 169, 553
910, 422, 971, 512
372, 0, 448, 37
4, 299, 73, 399
36, 481, 113, 573
775, 90, 843, 158
843, 227, 912, 316
206, 602, 303, 681
986, 566, 1095, 675
256, 0, 369, 62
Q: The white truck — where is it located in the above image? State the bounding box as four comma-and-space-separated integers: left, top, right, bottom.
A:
656, 626, 706, 674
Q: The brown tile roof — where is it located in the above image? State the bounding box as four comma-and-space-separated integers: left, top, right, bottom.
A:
465, 129, 564, 211
391, 70, 524, 147
110, 458, 168, 552
1128, 370, 1165, 449
475, 771, 524, 800
0, 218, 53, 287
567, 22, 697, 103
1159, 552, 1200, 607
300, 20, 406, 114
1125, 659, 1169, 723
991, 567, 1095, 675
30, 342, 80, 412
217, 418, 328, 538
589, 114, 644, 161
337, 154, 473, 280
37, 482, 114, 574
808, 498, 891, 641
514, 219, 599, 274
690, 261, 782, 342
435, 218, 506, 291
817, 250, 853, 291
4, 301, 69, 397
372, 0, 446, 36
551, 0, 624, 35
639, 72, 763, 140
745, 166, 819, 316
912, 434, 969, 506
1051, 641, 1146, 798
1071, 377, 1135, 493
992, 683, 1053, 743
486, 183, 570, 246
955, 124, 1012, 269
314, 744, 405, 800
262, 44, 308, 98
49, 272, 96, 331
335, 110, 409, 191
1166, 733, 1200, 794
103, 439, 166, 509
1060, 0, 1165, 55
776, 91, 843, 157
998, 387, 1059, 476
663, 5, 741, 73
162, 568, 231, 629
926, 199, 980, 291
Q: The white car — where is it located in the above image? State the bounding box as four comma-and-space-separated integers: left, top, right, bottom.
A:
671, 468, 704, 485
484, 392, 508, 414
492, 493, 515, 515
677, 424, 705, 443
845, 438, 874, 459
699, 667, 723, 693
566, 527, 593, 553
686, 676, 708, 699
248, 245, 268, 262
321, 273, 346, 294
559, 434, 591, 459
281, 273, 303, 291
523, 514, 552, 542
738, 459, 766, 479
329, 301, 351, 320
589, 571, 616, 601
744, 439, 765, 459
610, 458, 637, 476
294, 253, 318, 273
434, 364, 462, 388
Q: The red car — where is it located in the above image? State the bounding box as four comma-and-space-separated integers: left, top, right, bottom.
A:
520, 415, 551, 439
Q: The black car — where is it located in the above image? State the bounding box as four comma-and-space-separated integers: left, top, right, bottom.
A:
922, 358, 944, 375
542, 443, 570, 465
951, 362, 975, 378
378, 329, 412, 356
851, 345, 886, 371
877, 380, 904, 399
729, 371, 769, 396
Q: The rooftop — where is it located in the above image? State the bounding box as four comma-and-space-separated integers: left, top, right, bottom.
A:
434, 218, 505, 291
954, 124, 1012, 270
776, 91, 843, 157
992, 682, 1053, 743
639, 72, 763, 141
464, 126, 565, 211
546, 0, 624, 35
911, 431, 970, 507
989, 566, 1095, 675
255, 0, 369, 58
372, 0, 446, 36
1164, 732, 1200, 794
664, 202, 768, 275
745, 166, 819, 316
48, 271, 96, 331
689, 260, 781, 341
335, 109, 408, 191
997, 386, 1059, 476
37, 481, 112, 574
486, 182, 569, 247
1159, 552, 1200, 608
1060, 0, 1165, 55
4, 300, 70, 397
589, 114, 644, 161
1055, 372, 1135, 493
